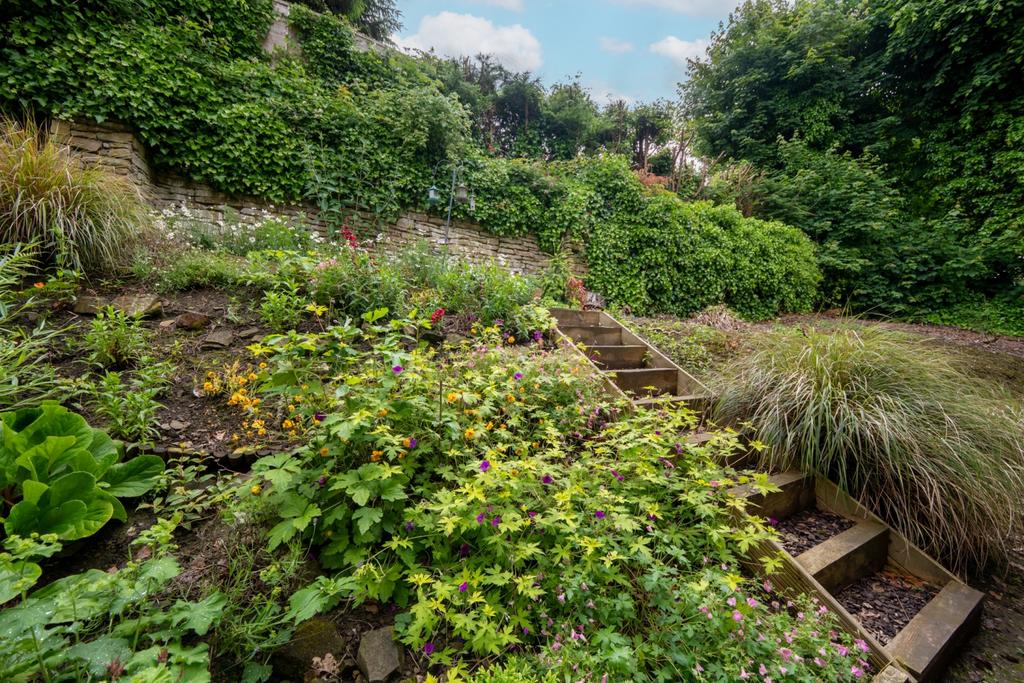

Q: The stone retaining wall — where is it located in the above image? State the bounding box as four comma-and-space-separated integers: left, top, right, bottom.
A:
49, 119, 571, 275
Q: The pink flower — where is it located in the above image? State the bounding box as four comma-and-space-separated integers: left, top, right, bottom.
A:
727, 597, 737, 607
779, 648, 793, 662
854, 639, 869, 653
835, 644, 849, 657
732, 610, 743, 622
851, 666, 864, 678
814, 658, 825, 667
746, 597, 758, 608
759, 664, 768, 675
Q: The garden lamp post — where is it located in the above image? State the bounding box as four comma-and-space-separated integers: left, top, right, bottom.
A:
427, 163, 472, 260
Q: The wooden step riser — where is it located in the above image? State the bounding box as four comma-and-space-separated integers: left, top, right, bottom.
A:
740, 472, 815, 522
551, 309, 603, 327
609, 368, 678, 397
560, 325, 622, 346
887, 581, 984, 682
587, 345, 648, 370
797, 522, 889, 594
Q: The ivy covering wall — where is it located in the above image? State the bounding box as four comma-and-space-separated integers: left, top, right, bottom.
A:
0, 0, 820, 319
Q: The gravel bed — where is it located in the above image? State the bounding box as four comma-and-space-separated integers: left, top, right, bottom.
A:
776, 507, 857, 556
836, 572, 940, 644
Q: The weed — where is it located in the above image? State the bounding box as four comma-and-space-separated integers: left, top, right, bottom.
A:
83, 306, 149, 368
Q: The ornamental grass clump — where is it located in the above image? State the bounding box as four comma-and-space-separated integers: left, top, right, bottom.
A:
714, 325, 1024, 571
0, 117, 146, 274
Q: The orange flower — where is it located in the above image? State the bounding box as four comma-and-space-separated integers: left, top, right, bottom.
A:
33, 282, 45, 289
371, 450, 384, 462
319, 447, 329, 456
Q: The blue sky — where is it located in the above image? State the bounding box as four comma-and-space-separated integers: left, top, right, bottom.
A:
394, 1, 742, 105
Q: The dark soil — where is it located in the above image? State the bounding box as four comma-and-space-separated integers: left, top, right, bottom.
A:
775, 507, 856, 556
835, 571, 939, 644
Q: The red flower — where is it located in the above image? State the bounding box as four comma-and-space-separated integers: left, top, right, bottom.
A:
431, 308, 445, 324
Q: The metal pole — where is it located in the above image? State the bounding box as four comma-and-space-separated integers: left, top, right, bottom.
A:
444, 167, 457, 261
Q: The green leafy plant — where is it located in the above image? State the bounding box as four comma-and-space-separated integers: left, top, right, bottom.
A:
0, 403, 164, 541
0, 515, 222, 681
714, 324, 1024, 571
259, 285, 307, 333
88, 360, 171, 444
82, 306, 149, 369
0, 118, 145, 274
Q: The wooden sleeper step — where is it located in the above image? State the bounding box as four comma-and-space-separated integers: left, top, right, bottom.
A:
607, 367, 677, 397
729, 471, 814, 522
886, 581, 984, 682
796, 521, 889, 593
550, 308, 603, 327
559, 325, 622, 346
586, 344, 648, 370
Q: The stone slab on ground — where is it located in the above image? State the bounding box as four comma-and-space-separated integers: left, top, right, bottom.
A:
74, 294, 162, 317
272, 617, 347, 679
202, 328, 234, 349
356, 626, 402, 683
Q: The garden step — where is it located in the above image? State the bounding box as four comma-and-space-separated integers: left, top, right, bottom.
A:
559, 325, 623, 346
796, 521, 889, 593
633, 394, 707, 410
729, 471, 814, 522
607, 367, 677, 397
886, 581, 984, 681
550, 308, 603, 327
586, 345, 648, 369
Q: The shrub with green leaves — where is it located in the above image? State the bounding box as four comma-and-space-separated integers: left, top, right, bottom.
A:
714, 325, 1024, 571
82, 306, 150, 369
0, 118, 145, 274
0, 403, 164, 541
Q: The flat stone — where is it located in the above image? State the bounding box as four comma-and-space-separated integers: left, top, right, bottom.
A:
110, 294, 162, 317
72, 295, 106, 315
202, 328, 234, 349
356, 627, 401, 683
272, 617, 346, 678
237, 327, 261, 338
158, 319, 176, 331
174, 311, 211, 330
169, 420, 188, 431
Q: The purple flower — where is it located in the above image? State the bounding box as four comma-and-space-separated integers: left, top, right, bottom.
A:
408, 437, 418, 449
528, 511, 537, 518
313, 411, 326, 423
610, 469, 624, 482
514, 372, 523, 380
532, 330, 543, 341
458, 543, 471, 557
594, 510, 606, 520
423, 642, 435, 656
476, 512, 486, 524
491, 516, 502, 527
494, 319, 504, 327
459, 581, 468, 593
479, 460, 490, 472
317, 475, 327, 487
405, 521, 415, 531
392, 364, 403, 374
541, 474, 554, 485
522, 626, 530, 635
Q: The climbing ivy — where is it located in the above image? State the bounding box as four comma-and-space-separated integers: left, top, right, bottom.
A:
0, 0, 820, 318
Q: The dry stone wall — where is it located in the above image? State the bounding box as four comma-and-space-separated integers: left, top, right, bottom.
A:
49, 119, 564, 275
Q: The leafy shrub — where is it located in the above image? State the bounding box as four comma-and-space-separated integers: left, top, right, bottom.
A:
714, 325, 1024, 570
0, 403, 164, 541
917, 293, 1024, 338
625, 315, 737, 376
259, 286, 308, 333
0, 118, 145, 273
83, 306, 149, 369
88, 361, 171, 444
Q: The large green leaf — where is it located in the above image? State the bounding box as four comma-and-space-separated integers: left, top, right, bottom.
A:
64, 636, 132, 679
0, 557, 41, 604
5, 499, 88, 538
101, 455, 163, 497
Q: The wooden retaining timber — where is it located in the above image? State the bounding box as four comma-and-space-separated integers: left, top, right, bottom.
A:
549, 307, 984, 682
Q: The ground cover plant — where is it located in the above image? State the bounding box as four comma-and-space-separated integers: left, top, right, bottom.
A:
713, 324, 1024, 572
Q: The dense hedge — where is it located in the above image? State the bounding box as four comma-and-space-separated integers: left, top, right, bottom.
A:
0, 0, 820, 319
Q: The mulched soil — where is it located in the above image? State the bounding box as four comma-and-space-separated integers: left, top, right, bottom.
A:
775, 507, 856, 556
835, 571, 940, 644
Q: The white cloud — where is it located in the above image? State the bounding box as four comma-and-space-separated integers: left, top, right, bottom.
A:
649, 35, 709, 66
466, 0, 525, 10
615, 0, 739, 17
599, 37, 634, 54
397, 12, 542, 72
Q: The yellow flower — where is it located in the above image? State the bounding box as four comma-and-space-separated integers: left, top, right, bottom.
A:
485, 421, 494, 430
319, 447, 329, 456
259, 362, 268, 369
506, 394, 516, 403
464, 428, 475, 440
250, 484, 262, 495
507, 336, 515, 344
500, 423, 508, 430
248, 373, 258, 381
378, 408, 389, 417
447, 392, 459, 403
238, 377, 247, 386
282, 419, 294, 430
203, 382, 214, 392
287, 404, 295, 412
294, 395, 302, 403
231, 433, 240, 442
257, 428, 267, 437
206, 371, 216, 379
